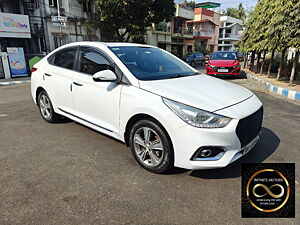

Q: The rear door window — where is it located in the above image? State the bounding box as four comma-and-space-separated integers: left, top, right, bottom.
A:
52, 49, 77, 70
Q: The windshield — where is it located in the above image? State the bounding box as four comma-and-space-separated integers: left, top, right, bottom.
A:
195, 52, 204, 57
109, 46, 196, 81
211, 52, 237, 60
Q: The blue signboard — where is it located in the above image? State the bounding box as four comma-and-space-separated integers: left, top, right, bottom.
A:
7, 47, 28, 77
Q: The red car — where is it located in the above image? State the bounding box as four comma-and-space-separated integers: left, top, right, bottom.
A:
206, 51, 241, 76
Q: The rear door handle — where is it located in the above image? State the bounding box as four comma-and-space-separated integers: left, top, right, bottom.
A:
44, 73, 52, 77
73, 82, 83, 86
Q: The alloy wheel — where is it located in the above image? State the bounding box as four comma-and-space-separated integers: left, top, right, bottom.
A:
39, 94, 52, 120
133, 127, 164, 167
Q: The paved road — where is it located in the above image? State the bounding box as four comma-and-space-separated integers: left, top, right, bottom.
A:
0, 77, 299, 225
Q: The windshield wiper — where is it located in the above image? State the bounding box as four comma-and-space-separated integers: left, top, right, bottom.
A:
167, 74, 188, 79
168, 73, 199, 79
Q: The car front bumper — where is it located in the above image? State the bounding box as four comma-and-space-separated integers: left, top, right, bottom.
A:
169, 95, 263, 170
206, 67, 241, 76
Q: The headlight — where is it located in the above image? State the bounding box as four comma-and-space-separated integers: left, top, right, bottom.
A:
163, 98, 231, 128
233, 64, 240, 69
208, 64, 214, 68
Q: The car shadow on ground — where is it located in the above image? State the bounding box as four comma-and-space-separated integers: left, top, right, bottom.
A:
187, 127, 280, 179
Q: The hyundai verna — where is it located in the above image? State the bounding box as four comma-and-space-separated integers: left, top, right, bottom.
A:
31, 42, 263, 173
206, 51, 241, 76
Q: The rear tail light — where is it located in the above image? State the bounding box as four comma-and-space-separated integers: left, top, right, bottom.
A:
31, 67, 37, 73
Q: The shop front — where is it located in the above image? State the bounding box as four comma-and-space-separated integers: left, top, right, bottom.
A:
0, 12, 31, 79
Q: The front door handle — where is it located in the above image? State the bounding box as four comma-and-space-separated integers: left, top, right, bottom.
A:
73, 82, 83, 86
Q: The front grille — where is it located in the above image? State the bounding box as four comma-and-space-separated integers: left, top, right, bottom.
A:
213, 67, 234, 72
236, 106, 263, 148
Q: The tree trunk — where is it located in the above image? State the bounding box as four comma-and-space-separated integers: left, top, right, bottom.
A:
289, 50, 299, 85
250, 51, 256, 71
255, 51, 261, 73
243, 53, 248, 69
267, 49, 275, 78
276, 48, 287, 81
260, 50, 267, 75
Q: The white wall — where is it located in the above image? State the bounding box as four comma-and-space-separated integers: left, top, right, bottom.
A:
220, 16, 243, 25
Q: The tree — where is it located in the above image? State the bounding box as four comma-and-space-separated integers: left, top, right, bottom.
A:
95, 0, 175, 42
240, 0, 300, 83
224, 3, 247, 22
286, 0, 300, 84
183, 0, 196, 9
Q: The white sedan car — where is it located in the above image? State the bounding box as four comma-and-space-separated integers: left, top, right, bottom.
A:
31, 42, 263, 173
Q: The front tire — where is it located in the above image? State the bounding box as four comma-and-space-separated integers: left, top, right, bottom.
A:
129, 119, 173, 173
38, 90, 61, 123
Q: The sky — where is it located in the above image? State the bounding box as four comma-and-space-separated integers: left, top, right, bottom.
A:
175, 0, 258, 11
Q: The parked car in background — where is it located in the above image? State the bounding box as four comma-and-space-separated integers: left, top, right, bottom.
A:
236, 52, 244, 61
182, 52, 205, 67
31, 42, 263, 173
206, 51, 241, 77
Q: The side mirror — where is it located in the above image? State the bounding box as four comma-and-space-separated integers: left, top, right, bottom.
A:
92, 70, 117, 82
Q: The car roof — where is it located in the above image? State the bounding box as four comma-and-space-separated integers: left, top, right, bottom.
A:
213, 51, 236, 53
58, 41, 157, 49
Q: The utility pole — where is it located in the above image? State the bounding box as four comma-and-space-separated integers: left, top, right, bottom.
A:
75, 17, 78, 42
57, 0, 62, 46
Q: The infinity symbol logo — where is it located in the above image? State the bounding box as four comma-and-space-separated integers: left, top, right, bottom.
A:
253, 184, 285, 198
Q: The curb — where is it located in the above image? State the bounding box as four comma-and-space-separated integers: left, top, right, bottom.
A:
0, 80, 31, 86
246, 74, 300, 101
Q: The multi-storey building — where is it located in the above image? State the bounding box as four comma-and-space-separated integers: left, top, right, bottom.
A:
218, 16, 243, 51
0, 0, 101, 79
186, 7, 221, 54
41, 0, 101, 51
146, 4, 194, 58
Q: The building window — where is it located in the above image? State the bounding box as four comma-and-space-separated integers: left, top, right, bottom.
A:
49, 0, 57, 7
83, 2, 87, 12
158, 43, 166, 50
83, 0, 93, 13
49, 0, 62, 8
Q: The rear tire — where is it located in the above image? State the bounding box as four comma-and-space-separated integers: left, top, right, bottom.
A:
129, 119, 173, 173
38, 91, 61, 123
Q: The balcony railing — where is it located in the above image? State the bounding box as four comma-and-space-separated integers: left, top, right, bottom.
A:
173, 27, 193, 36
193, 30, 213, 37
154, 22, 171, 33
172, 27, 214, 38
219, 33, 241, 39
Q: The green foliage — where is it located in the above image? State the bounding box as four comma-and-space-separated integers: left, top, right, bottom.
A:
240, 0, 300, 52
95, 0, 175, 42
183, 0, 196, 9
224, 3, 247, 22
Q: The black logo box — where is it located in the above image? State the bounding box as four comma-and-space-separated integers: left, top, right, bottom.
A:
241, 163, 295, 218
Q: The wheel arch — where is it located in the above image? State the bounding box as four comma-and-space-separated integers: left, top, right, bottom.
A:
123, 113, 173, 152
36, 86, 46, 104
